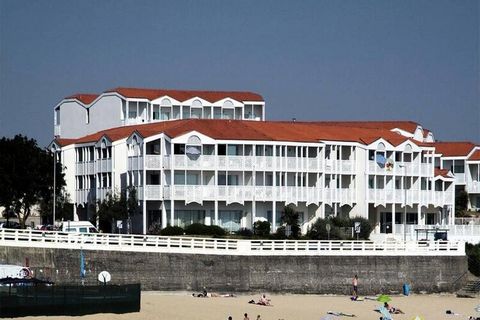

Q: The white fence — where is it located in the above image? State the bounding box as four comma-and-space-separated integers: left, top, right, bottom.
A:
0, 229, 464, 256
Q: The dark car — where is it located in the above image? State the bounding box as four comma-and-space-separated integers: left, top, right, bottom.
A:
0, 221, 21, 229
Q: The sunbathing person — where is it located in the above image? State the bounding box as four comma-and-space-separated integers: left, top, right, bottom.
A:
384, 302, 404, 314
257, 294, 271, 306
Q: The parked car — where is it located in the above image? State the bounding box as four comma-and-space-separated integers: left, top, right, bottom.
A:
61, 221, 98, 234
0, 221, 21, 229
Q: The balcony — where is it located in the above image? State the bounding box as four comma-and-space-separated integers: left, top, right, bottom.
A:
96, 187, 112, 201
324, 188, 354, 204
128, 156, 143, 171
145, 155, 161, 169
75, 188, 96, 204
454, 173, 466, 184
96, 158, 112, 172
144, 185, 162, 200
54, 125, 61, 137
467, 181, 480, 194
161, 185, 324, 205
75, 161, 95, 176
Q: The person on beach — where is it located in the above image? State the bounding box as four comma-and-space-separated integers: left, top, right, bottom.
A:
243, 313, 250, 320
256, 315, 262, 320
352, 274, 358, 296
384, 302, 404, 314
228, 316, 233, 320
257, 294, 271, 306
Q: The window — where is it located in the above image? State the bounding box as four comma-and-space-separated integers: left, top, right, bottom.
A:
218, 144, 226, 156
182, 106, 190, 119
160, 107, 171, 120
218, 172, 227, 185
227, 174, 239, 186
174, 210, 205, 228
152, 105, 160, 120
204, 107, 212, 119
219, 210, 242, 232
191, 108, 202, 119
256, 145, 264, 156
213, 107, 222, 119
186, 172, 200, 185
174, 144, 185, 155
265, 146, 273, 156
174, 171, 185, 185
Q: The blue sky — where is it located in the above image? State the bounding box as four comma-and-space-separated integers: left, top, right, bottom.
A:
1, 0, 478, 147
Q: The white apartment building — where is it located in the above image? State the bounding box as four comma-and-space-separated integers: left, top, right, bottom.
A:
50, 87, 478, 240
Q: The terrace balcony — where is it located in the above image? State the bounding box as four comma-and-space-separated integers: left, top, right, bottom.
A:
75, 161, 95, 175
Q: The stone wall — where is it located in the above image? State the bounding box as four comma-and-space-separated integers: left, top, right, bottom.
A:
0, 246, 467, 294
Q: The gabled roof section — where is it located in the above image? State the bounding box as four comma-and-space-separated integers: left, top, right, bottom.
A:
468, 149, 480, 161
434, 168, 453, 179
54, 138, 77, 147
58, 119, 423, 147
104, 87, 264, 103
289, 121, 420, 134
64, 94, 99, 105
433, 141, 477, 157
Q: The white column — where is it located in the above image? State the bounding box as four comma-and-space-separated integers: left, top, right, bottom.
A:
391, 203, 396, 235
161, 201, 167, 229
170, 200, 175, 226
252, 200, 256, 228
214, 200, 219, 225
272, 201, 276, 232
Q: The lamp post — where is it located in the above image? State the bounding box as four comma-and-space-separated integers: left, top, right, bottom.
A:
52, 146, 57, 227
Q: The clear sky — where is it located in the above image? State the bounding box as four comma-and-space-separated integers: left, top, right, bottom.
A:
1, 0, 479, 147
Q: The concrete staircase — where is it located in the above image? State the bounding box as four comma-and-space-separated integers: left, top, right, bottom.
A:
457, 278, 480, 298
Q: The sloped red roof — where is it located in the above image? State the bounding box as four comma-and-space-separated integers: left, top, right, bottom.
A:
104, 87, 263, 102
65, 94, 99, 105
434, 168, 451, 178
433, 141, 477, 157
61, 119, 418, 147
54, 138, 77, 146
290, 121, 420, 134
468, 149, 480, 161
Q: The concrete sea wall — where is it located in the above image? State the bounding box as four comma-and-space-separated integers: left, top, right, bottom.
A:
0, 246, 467, 294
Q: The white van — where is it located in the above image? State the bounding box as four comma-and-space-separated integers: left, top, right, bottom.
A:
61, 221, 98, 233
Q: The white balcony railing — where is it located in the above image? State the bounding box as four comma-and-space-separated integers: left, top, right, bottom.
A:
145, 155, 161, 169
467, 181, 480, 194
454, 174, 466, 184
145, 185, 162, 200
128, 156, 143, 171
0, 229, 465, 256
96, 158, 112, 172
391, 224, 480, 243
96, 187, 112, 201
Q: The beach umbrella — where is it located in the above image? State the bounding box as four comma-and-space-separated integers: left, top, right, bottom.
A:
376, 294, 391, 303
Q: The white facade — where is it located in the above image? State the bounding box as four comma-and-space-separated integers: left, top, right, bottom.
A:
51, 87, 479, 240
54, 88, 265, 139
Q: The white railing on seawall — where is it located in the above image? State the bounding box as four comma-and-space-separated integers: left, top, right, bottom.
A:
0, 228, 465, 256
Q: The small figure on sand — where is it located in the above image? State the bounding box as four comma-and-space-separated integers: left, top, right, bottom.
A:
248, 294, 272, 306
352, 274, 358, 297
243, 313, 250, 320
385, 302, 404, 314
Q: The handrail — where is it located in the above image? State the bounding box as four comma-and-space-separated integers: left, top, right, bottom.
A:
0, 228, 465, 256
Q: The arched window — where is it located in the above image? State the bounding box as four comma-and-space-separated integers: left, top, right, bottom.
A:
186, 135, 201, 160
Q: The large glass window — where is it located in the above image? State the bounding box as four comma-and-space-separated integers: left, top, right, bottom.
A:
160, 107, 171, 120
174, 210, 205, 227
174, 171, 185, 185
152, 105, 160, 120
218, 210, 242, 232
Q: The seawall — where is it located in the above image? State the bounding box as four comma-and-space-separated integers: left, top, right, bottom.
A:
0, 246, 467, 294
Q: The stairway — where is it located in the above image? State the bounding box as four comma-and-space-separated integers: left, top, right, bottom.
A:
457, 278, 480, 298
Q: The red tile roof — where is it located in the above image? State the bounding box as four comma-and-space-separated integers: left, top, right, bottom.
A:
54, 138, 77, 146
468, 149, 480, 161
434, 168, 451, 178
61, 119, 417, 146
290, 121, 420, 134
433, 141, 477, 157
65, 94, 99, 105
104, 87, 264, 102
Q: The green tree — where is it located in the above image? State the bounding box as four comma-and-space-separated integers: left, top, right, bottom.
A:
96, 187, 138, 233
455, 190, 469, 214
253, 220, 271, 237
280, 205, 301, 238
39, 188, 73, 224
0, 135, 66, 228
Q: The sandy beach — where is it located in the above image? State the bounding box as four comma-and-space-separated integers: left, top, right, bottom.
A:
12, 291, 480, 320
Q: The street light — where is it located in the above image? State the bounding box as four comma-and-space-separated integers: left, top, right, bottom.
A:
51, 146, 57, 227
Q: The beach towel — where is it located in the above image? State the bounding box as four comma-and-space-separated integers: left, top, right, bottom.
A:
327, 311, 356, 317
350, 296, 364, 301
378, 306, 393, 320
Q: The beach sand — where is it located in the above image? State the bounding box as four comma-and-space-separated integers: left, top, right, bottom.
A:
12, 292, 480, 320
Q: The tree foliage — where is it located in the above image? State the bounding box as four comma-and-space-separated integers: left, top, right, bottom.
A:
455, 190, 469, 214
466, 242, 480, 277
280, 205, 301, 238
0, 135, 66, 228
306, 216, 373, 240
253, 220, 271, 236
96, 187, 139, 233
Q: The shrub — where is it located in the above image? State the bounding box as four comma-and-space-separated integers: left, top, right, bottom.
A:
160, 226, 184, 236
206, 225, 227, 237
184, 223, 208, 235
306, 216, 373, 240
148, 222, 163, 235
466, 242, 480, 276
236, 228, 253, 237
253, 220, 271, 236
